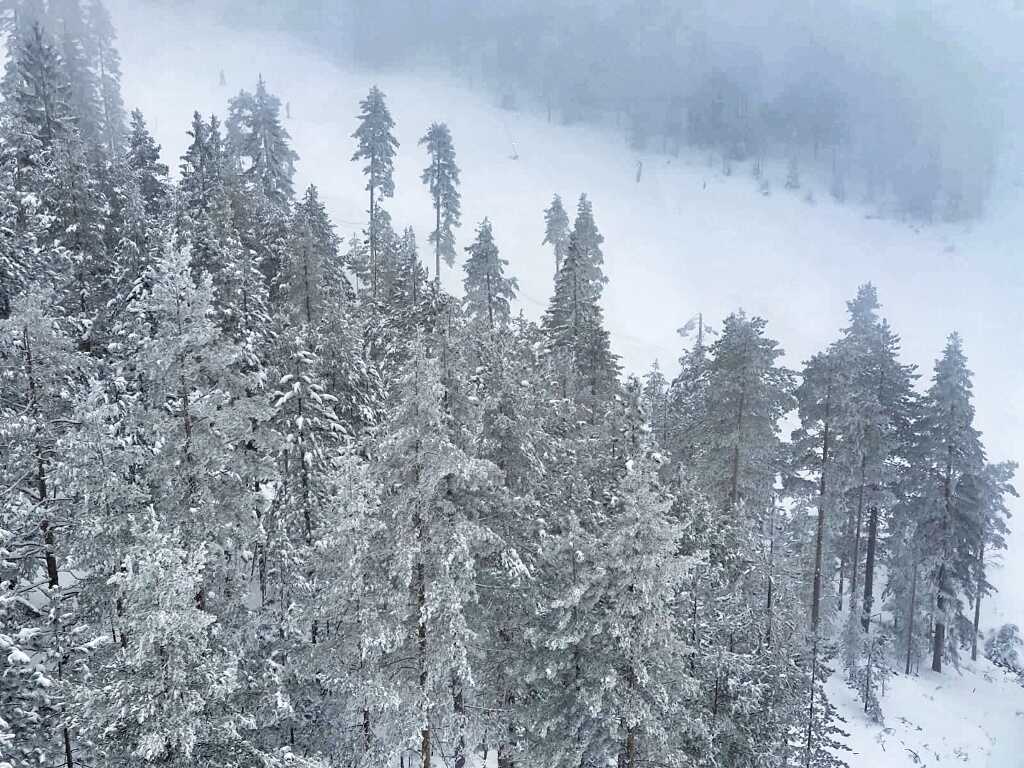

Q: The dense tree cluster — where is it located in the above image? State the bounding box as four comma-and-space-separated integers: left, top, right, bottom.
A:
0, 4, 1016, 768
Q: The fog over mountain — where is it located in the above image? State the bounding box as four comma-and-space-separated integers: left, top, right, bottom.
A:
175, 0, 1023, 222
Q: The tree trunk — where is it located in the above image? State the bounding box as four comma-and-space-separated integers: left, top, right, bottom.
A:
369, 183, 377, 298
420, 724, 430, 768
932, 565, 946, 673
971, 542, 985, 661
811, 399, 831, 630
434, 171, 442, 290
933, 444, 954, 674
452, 672, 466, 768
485, 271, 494, 329
905, 561, 917, 675
861, 505, 879, 631
850, 457, 867, 608
625, 724, 637, 768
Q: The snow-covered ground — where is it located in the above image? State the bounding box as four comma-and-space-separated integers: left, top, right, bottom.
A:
827, 658, 1024, 768
110, 2, 1024, 761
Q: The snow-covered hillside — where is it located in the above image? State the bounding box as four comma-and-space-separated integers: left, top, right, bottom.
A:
827, 657, 1024, 767
109, 2, 1024, 762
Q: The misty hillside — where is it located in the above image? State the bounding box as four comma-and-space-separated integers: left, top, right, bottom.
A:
1, 2, 1022, 768
188, 0, 1024, 225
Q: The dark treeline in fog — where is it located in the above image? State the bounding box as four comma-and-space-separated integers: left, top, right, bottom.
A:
196, 0, 1002, 223
0, 3, 1018, 768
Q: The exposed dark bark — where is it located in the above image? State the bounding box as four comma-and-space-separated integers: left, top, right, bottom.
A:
452, 672, 466, 768
861, 505, 879, 631
850, 457, 867, 606
905, 561, 917, 675
971, 541, 985, 661
932, 443, 954, 674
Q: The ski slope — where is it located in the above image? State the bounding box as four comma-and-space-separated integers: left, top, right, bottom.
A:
109, 5, 1024, 761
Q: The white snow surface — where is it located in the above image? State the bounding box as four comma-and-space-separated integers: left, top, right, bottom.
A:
110, 3, 1024, 762
826, 657, 1024, 768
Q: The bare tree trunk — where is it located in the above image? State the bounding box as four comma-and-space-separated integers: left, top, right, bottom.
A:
905, 561, 917, 675
971, 541, 985, 661
933, 565, 946, 671
850, 458, 867, 608
933, 445, 954, 674
861, 505, 879, 631
625, 725, 637, 768
837, 527, 847, 613
452, 672, 466, 768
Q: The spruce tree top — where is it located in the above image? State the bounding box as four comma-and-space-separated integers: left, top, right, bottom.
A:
352, 85, 399, 198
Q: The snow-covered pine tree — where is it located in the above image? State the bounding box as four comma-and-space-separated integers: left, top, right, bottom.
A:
227, 75, 297, 205
666, 314, 711, 467
570, 193, 606, 290
911, 334, 986, 672
791, 347, 855, 631
353, 341, 499, 768
279, 184, 343, 326
641, 360, 670, 452
5, 23, 75, 150
0, 291, 90, 768
579, 385, 699, 768
0, 521, 61, 768
390, 226, 429, 314
962, 461, 1016, 661
45, 130, 114, 349
542, 230, 619, 408
352, 86, 398, 298
178, 112, 269, 348
72, 514, 319, 768
57, 25, 102, 151
132, 246, 268, 614
0, 120, 42, 318
83, 0, 127, 156
831, 285, 917, 624
225, 79, 296, 297
126, 109, 168, 216
419, 121, 461, 285
462, 217, 516, 331
246, 328, 347, 752
542, 193, 570, 273
697, 311, 795, 515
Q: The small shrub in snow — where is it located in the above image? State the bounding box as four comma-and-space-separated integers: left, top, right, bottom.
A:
984, 624, 1023, 673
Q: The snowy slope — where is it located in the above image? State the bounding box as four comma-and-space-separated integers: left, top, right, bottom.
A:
109, 3, 1024, 751
827, 658, 1024, 768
